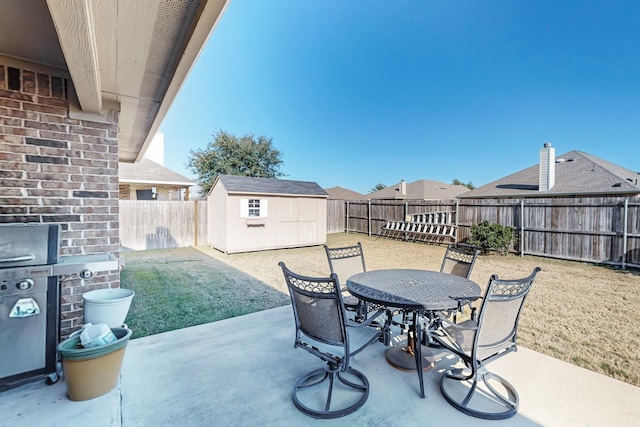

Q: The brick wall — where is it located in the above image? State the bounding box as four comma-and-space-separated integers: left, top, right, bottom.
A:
0, 63, 121, 338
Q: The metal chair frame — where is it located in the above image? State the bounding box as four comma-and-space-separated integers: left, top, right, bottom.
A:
440, 244, 481, 322
279, 262, 382, 419
431, 267, 541, 420
324, 242, 379, 321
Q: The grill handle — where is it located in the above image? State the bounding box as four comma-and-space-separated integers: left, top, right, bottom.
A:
0, 255, 36, 263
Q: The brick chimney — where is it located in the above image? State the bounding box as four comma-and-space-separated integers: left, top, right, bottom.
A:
539, 142, 556, 192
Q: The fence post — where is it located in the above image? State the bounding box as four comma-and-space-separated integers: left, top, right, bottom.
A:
368, 200, 371, 236
455, 199, 459, 244
194, 200, 199, 246
520, 199, 525, 257
622, 199, 628, 270
346, 201, 350, 234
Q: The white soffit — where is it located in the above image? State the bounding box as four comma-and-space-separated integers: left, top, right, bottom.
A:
44, 0, 230, 162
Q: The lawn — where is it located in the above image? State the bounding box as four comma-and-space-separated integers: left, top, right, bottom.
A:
120, 233, 640, 388
120, 247, 290, 338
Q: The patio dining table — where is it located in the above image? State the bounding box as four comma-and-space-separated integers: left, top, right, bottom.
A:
346, 269, 481, 398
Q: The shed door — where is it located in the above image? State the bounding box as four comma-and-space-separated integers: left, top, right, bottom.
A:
276, 198, 298, 246
297, 198, 317, 245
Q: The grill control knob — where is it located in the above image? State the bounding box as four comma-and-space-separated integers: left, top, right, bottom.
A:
16, 279, 34, 290
79, 269, 94, 279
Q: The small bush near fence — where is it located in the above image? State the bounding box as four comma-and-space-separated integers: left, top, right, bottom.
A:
470, 221, 516, 255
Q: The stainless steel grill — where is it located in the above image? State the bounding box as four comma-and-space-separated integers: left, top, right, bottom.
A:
0, 224, 118, 391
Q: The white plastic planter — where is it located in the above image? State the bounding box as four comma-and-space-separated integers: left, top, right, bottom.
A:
82, 288, 135, 328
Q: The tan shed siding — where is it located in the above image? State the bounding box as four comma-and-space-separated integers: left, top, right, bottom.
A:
207, 183, 227, 252
215, 194, 326, 254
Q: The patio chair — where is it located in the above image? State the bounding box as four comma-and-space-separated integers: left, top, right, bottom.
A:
278, 262, 382, 419
323, 243, 383, 322
431, 267, 541, 420
440, 244, 481, 322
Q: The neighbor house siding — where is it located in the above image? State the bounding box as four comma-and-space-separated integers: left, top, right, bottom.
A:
0, 63, 120, 337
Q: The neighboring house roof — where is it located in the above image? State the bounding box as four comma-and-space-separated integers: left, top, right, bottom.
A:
368, 180, 470, 200
459, 150, 640, 199
119, 158, 195, 187
324, 186, 365, 200
0, 0, 230, 162
214, 175, 328, 197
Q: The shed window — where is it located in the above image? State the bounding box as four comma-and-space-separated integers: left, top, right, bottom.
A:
248, 199, 260, 216
241, 199, 268, 218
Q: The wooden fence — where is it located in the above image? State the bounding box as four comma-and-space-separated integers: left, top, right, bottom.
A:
329, 197, 640, 269
119, 197, 640, 268
119, 200, 207, 251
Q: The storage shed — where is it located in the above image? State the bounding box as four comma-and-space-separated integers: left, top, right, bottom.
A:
207, 175, 328, 253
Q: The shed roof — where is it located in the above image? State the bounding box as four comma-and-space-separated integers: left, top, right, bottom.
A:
119, 158, 194, 187
459, 150, 640, 198
216, 175, 328, 197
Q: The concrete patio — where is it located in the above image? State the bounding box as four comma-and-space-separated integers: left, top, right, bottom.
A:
1, 305, 639, 426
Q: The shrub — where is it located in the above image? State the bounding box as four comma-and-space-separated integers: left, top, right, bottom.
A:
469, 221, 516, 255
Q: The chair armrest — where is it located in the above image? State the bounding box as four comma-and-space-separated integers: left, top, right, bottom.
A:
437, 315, 478, 332
348, 308, 386, 329
450, 295, 482, 305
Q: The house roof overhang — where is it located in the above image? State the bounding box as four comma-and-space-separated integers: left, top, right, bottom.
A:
0, 0, 230, 162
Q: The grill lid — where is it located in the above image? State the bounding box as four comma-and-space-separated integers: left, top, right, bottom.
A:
0, 224, 59, 268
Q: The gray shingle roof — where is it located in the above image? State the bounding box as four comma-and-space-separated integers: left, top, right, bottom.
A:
119, 158, 195, 186
459, 150, 640, 198
368, 180, 470, 200
324, 186, 365, 200
216, 174, 328, 196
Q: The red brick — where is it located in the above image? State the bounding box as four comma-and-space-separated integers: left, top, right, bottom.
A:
0, 134, 23, 144
26, 171, 69, 181
24, 120, 68, 132
0, 89, 34, 102
70, 126, 107, 137
39, 113, 79, 125
37, 73, 51, 97
0, 98, 21, 109
41, 164, 82, 174
38, 130, 81, 142
29, 206, 71, 214
0, 106, 29, 119
2, 144, 38, 155
27, 189, 70, 197
70, 222, 108, 230
0, 125, 38, 137
37, 96, 69, 108
0, 152, 23, 161
0, 117, 22, 126
22, 102, 67, 115
42, 198, 82, 206
76, 137, 113, 148
2, 66, 120, 334
22, 70, 36, 93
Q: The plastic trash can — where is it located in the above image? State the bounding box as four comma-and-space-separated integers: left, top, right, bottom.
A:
83, 288, 135, 328
57, 327, 132, 401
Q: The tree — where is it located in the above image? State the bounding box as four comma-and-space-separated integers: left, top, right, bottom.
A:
452, 178, 475, 190
370, 183, 386, 193
188, 130, 284, 195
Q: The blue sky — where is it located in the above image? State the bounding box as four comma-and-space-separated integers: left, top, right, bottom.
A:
159, 0, 639, 194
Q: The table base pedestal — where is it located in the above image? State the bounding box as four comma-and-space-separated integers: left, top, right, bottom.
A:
385, 345, 434, 372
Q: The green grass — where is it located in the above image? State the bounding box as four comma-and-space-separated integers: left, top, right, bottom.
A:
120, 248, 290, 339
